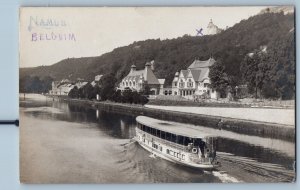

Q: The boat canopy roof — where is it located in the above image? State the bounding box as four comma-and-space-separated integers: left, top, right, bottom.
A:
136, 116, 214, 139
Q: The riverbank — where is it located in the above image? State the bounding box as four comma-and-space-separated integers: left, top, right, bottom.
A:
54, 97, 295, 142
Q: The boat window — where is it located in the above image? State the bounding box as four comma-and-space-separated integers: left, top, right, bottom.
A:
166, 149, 170, 154
159, 146, 162, 152
161, 131, 166, 139
182, 154, 185, 160
177, 135, 184, 145
183, 137, 193, 146
157, 130, 161, 138
166, 132, 171, 141
171, 134, 177, 143
151, 128, 156, 136
146, 126, 150, 133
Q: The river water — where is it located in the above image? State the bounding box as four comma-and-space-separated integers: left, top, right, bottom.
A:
19, 94, 295, 183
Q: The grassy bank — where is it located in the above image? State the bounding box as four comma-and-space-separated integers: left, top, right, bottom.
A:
148, 98, 295, 109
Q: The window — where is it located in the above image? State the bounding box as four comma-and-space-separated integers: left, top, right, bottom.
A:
133, 81, 136, 86
166, 133, 171, 141
156, 130, 161, 138
179, 79, 184, 88
171, 134, 177, 143
166, 149, 170, 154
122, 82, 125, 86
159, 146, 162, 152
182, 154, 185, 160
174, 82, 177, 87
126, 82, 128, 86
129, 81, 132, 86
175, 92, 177, 95
161, 131, 166, 139
177, 135, 184, 145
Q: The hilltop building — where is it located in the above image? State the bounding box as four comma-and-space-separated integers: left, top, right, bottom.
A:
171, 57, 219, 99
119, 61, 165, 95
206, 19, 222, 35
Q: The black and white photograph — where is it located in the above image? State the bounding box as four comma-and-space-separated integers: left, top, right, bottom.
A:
19, 6, 295, 183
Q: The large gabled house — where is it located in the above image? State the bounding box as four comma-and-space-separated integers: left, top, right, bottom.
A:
119, 61, 165, 95
172, 57, 219, 99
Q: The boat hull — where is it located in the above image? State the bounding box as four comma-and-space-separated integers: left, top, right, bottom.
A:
135, 136, 220, 170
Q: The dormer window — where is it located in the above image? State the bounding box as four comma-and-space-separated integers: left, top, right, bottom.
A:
188, 79, 193, 87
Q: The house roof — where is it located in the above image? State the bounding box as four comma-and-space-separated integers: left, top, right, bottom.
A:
188, 57, 215, 69
181, 70, 189, 78
75, 82, 88, 89
123, 66, 160, 85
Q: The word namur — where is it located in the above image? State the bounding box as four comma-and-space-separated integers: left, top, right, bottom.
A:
28, 16, 67, 31
31, 32, 76, 42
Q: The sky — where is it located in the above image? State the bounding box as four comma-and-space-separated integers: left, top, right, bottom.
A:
19, 7, 268, 68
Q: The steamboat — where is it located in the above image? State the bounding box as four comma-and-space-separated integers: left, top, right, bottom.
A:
135, 116, 220, 169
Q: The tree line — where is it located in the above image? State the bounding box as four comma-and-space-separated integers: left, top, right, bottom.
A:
209, 31, 295, 100
68, 74, 149, 105
19, 75, 53, 93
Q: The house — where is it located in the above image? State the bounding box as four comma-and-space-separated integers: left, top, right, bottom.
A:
171, 57, 219, 99
49, 79, 89, 96
119, 61, 165, 95
91, 75, 103, 87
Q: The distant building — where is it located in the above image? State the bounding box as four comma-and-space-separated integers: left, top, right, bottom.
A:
206, 19, 222, 35
49, 79, 89, 96
119, 61, 165, 95
49, 79, 74, 96
91, 74, 103, 87
171, 57, 219, 99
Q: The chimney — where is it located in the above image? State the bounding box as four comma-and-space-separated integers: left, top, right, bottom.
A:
130, 64, 136, 73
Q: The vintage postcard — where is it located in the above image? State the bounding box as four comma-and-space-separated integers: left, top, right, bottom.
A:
19, 7, 295, 183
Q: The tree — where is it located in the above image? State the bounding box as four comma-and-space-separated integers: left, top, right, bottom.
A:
209, 61, 229, 98
240, 50, 271, 99
111, 89, 122, 102
122, 87, 133, 103
68, 86, 79, 98
99, 74, 117, 101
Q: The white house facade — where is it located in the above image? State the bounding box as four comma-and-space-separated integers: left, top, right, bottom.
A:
172, 57, 219, 99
